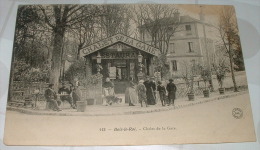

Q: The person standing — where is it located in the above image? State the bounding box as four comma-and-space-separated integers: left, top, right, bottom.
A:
136, 80, 148, 107
125, 81, 138, 106
71, 86, 81, 108
144, 77, 156, 105
157, 81, 166, 106
44, 84, 62, 111
166, 79, 177, 106
150, 77, 157, 105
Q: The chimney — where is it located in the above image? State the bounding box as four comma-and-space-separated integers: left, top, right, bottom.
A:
174, 10, 180, 22
199, 6, 205, 21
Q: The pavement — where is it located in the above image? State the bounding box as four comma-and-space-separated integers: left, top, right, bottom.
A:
6, 90, 248, 116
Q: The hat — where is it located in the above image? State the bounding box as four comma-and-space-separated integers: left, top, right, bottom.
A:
139, 80, 144, 83
169, 79, 173, 82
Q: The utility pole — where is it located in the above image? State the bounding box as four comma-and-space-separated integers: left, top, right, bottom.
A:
200, 5, 214, 91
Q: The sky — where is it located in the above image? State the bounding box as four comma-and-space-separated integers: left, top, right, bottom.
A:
177, 4, 226, 25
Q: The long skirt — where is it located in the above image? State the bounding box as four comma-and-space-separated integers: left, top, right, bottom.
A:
146, 88, 156, 105
125, 87, 138, 104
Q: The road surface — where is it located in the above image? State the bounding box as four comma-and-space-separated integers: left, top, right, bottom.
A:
3, 93, 255, 146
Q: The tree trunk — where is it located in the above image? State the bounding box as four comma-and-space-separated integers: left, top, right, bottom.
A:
49, 28, 65, 91
77, 45, 82, 60
228, 50, 238, 92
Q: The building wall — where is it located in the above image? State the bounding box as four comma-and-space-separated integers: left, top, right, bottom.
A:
172, 23, 198, 39
165, 28, 204, 77
141, 18, 217, 79
143, 23, 198, 42
167, 56, 202, 78
167, 38, 202, 56
196, 23, 219, 40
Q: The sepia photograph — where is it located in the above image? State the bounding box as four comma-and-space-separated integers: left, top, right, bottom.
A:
2, 3, 256, 146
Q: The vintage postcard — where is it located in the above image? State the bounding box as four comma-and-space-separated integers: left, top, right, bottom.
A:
4, 4, 256, 146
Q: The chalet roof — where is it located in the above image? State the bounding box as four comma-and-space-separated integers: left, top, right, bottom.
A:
80, 33, 160, 57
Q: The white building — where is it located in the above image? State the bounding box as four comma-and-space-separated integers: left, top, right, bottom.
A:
140, 12, 218, 78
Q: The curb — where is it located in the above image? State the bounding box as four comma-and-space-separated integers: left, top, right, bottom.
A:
7, 91, 248, 116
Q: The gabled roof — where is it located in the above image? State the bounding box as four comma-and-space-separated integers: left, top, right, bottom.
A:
80, 33, 160, 57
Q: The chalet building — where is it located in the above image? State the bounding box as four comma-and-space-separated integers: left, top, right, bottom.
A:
139, 12, 217, 77
80, 34, 160, 102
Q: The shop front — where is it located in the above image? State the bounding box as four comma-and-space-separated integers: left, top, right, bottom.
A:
80, 34, 160, 95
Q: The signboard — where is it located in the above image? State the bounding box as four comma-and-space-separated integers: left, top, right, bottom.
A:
81, 34, 160, 57
101, 52, 137, 59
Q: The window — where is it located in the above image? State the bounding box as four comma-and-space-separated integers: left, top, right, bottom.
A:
169, 43, 175, 53
185, 25, 191, 31
188, 42, 194, 52
172, 60, 177, 71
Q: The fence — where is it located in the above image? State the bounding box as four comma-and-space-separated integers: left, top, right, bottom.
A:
9, 79, 103, 109
175, 80, 205, 98
9, 81, 49, 108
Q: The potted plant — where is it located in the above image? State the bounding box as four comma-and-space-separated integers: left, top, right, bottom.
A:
217, 72, 225, 94
200, 68, 210, 97
187, 76, 195, 101
180, 61, 196, 101
76, 100, 87, 112
213, 62, 228, 95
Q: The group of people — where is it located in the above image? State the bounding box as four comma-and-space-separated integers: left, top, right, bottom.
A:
44, 83, 81, 111
45, 77, 177, 111
126, 76, 177, 107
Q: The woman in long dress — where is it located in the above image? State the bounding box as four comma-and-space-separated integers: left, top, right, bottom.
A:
125, 81, 138, 106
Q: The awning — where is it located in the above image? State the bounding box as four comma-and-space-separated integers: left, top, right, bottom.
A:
80, 33, 160, 57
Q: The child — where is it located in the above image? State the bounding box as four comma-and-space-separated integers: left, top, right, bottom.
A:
137, 80, 148, 107
157, 81, 166, 106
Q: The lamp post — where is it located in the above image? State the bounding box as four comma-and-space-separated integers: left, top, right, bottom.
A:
96, 52, 102, 74
137, 52, 144, 81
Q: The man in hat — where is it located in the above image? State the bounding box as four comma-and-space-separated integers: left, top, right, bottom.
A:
44, 84, 62, 111
166, 79, 177, 106
157, 81, 166, 106
137, 80, 148, 107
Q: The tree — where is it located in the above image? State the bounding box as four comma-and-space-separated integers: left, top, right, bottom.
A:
132, 4, 180, 78
178, 60, 199, 94
212, 53, 229, 89
133, 4, 180, 54
99, 5, 131, 37
218, 6, 239, 92
38, 5, 102, 90
232, 31, 245, 71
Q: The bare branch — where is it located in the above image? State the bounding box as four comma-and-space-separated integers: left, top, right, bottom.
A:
38, 5, 55, 29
